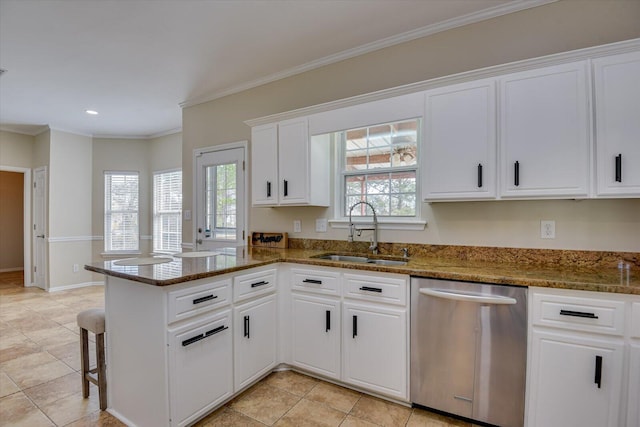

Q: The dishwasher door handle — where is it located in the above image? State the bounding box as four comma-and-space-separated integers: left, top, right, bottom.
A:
419, 288, 517, 305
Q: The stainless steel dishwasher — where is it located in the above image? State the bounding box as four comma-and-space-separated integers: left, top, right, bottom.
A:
411, 277, 527, 427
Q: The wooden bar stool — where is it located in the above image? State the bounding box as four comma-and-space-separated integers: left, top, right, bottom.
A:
77, 308, 107, 410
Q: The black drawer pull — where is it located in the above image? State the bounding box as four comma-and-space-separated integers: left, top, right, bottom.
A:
477, 163, 483, 188
251, 280, 269, 288
595, 355, 603, 388
514, 161, 520, 186
326, 310, 331, 332
192, 294, 217, 305
352, 315, 358, 338
303, 279, 322, 285
244, 315, 250, 338
615, 154, 622, 182
182, 325, 228, 347
284, 180, 288, 197
360, 286, 382, 293
267, 181, 272, 197
560, 309, 599, 319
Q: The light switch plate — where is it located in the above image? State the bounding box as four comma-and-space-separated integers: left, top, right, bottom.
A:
315, 218, 328, 233
183, 210, 191, 221
293, 220, 301, 233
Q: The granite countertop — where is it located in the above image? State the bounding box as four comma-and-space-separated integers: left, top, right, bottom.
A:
85, 245, 640, 295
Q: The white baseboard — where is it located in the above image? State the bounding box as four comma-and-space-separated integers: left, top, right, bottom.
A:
47, 281, 104, 292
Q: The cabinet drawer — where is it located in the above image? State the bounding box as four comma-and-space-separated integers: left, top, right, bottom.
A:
168, 279, 231, 324
292, 268, 341, 296
343, 273, 408, 306
233, 268, 276, 302
631, 302, 640, 339
531, 291, 625, 336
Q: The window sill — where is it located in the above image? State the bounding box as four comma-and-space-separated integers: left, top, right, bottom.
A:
101, 252, 142, 258
328, 219, 426, 231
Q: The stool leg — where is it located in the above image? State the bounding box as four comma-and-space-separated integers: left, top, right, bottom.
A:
80, 328, 90, 398
96, 333, 107, 410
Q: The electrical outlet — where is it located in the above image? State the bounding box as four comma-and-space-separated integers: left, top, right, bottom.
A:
315, 218, 327, 233
293, 220, 301, 233
73, 264, 79, 273
183, 210, 191, 220
541, 220, 556, 239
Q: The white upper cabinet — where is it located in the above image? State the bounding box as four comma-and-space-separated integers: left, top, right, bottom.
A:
499, 61, 591, 198
423, 79, 497, 200
251, 117, 330, 207
593, 51, 640, 197
251, 123, 279, 206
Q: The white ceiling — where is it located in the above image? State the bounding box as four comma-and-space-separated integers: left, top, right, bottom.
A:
0, 0, 553, 139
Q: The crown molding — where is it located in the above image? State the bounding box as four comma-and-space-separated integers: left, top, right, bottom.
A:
245, 37, 640, 127
180, 0, 558, 109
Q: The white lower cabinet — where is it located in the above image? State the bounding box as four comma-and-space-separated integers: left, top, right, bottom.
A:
168, 310, 233, 427
527, 330, 624, 427
628, 344, 640, 427
291, 293, 341, 379
233, 294, 277, 391
342, 302, 407, 400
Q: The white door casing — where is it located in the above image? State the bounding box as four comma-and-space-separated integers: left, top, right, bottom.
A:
194, 143, 246, 250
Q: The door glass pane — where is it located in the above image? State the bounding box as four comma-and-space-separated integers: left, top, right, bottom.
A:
205, 162, 237, 240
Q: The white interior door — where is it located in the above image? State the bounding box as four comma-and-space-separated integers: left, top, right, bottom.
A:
33, 167, 47, 289
195, 145, 246, 250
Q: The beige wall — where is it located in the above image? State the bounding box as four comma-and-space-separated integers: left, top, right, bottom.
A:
150, 132, 182, 173
182, 0, 640, 252
0, 131, 33, 168
0, 171, 24, 270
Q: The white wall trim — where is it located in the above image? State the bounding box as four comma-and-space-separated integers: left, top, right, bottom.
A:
182, 242, 195, 250
245, 38, 640, 127
48, 236, 103, 243
181, 0, 557, 109
47, 281, 104, 292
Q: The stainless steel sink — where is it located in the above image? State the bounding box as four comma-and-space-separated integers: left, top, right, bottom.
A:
313, 254, 407, 266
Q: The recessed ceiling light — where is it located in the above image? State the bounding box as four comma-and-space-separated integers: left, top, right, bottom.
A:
85, 109, 99, 115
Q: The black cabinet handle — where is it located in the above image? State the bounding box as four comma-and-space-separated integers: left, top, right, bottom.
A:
325, 310, 330, 332
192, 294, 217, 305
182, 325, 228, 347
514, 161, 520, 186
595, 355, 603, 389
477, 163, 483, 188
244, 315, 250, 338
283, 180, 288, 197
360, 286, 382, 293
267, 181, 272, 197
251, 280, 269, 288
560, 309, 599, 319
352, 315, 358, 339
615, 154, 622, 182
303, 278, 322, 285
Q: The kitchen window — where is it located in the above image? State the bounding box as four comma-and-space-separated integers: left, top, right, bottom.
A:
153, 169, 182, 253
339, 119, 420, 219
104, 171, 139, 253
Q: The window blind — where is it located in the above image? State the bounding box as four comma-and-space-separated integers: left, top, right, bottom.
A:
104, 172, 139, 252
153, 170, 182, 252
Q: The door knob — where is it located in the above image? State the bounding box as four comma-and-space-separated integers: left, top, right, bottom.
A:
36, 235, 45, 238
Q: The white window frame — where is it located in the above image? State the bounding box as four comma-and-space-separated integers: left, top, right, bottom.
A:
330, 118, 426, 231
104, 171, 140, 254
153, 168, 182, 254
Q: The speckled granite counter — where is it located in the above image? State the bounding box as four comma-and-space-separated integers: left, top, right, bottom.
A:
85, 243, 640, 295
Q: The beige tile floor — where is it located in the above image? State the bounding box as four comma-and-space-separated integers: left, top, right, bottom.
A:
0, 271, 475, 427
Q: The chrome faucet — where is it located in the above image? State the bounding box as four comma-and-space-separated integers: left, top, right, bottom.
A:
348, 201, 378, 255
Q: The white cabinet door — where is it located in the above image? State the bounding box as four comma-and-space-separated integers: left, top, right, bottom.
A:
527, 330, 624, 427
342, 302, 407, 400
423, 79, 497, 200
593, 51, 640, 197
251, 123, 279, 206
233, 294, 277, 391
628, 344, 640, 427
168, 310, 233, 427
291, 294, 341, 379
278, 117, 310, 205
499, 61, 590, 198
